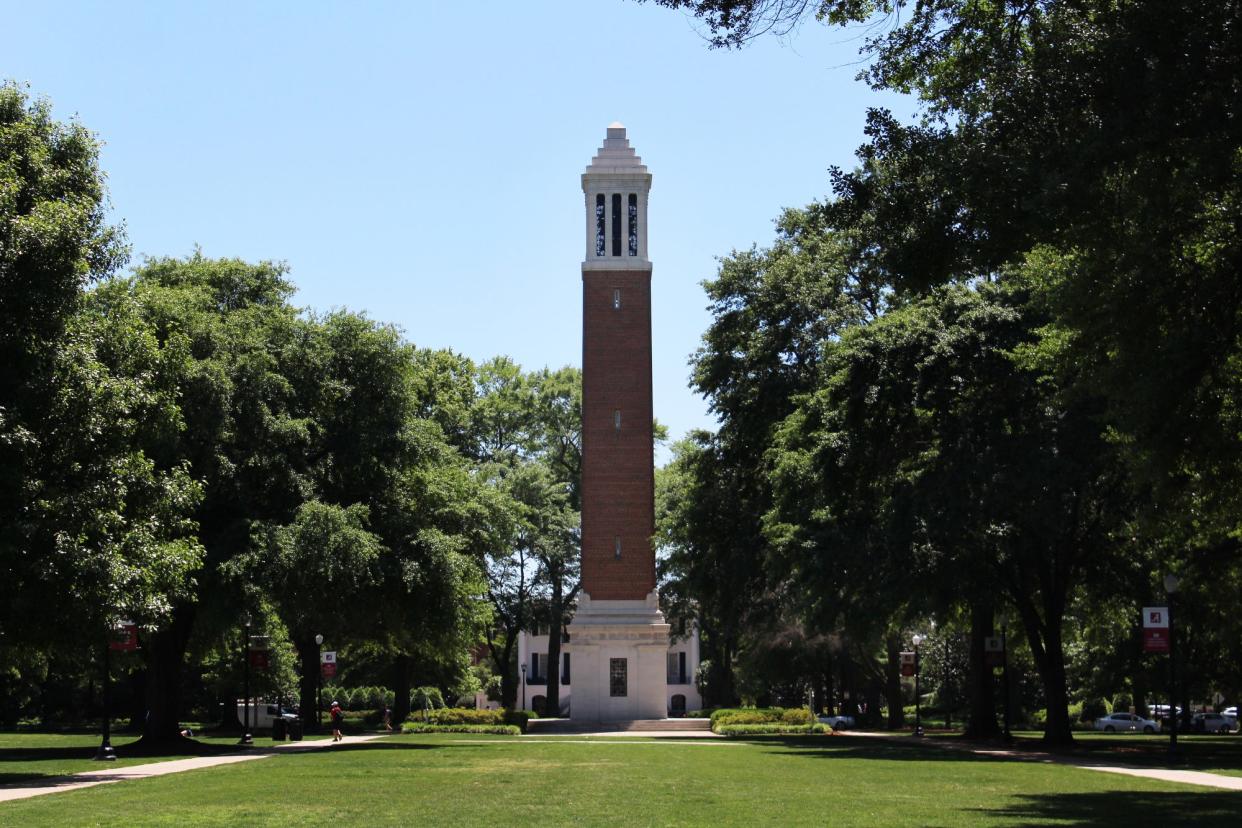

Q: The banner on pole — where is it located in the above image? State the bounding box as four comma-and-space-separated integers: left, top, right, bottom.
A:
249, 649, 270, 670
984, 636, 1005, 667
900, 651, 916, 677
1142, 606, 1170, 653
109, 621, 138, 652
321, 651, 337, 678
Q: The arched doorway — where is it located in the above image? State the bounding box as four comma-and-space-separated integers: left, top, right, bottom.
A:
670, 694, 686, 716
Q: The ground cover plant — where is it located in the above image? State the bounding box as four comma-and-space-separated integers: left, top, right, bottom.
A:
4, 733, 1241, 826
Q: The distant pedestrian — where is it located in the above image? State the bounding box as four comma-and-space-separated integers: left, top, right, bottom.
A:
330, 701, 344, 742
382, 705, 393, 733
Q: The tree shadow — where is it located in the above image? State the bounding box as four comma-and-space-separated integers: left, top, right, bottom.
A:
977, 791, 1242, 826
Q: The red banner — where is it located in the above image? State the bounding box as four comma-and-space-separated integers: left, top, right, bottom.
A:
109, 623, 138, 652
249, 650, 270, 670
1142, 606, 1170, 654
900, 651, 915, 677
321, 662, 337, 678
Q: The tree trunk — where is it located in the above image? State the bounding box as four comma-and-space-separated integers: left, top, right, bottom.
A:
885, 634, 904, 729
392, 653, 412, 722
296, 635, 319, 729
545, 572, 564, 716
965, 602, 999, 738
137, 605, 196, 748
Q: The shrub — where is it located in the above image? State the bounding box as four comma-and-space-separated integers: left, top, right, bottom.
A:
1080, 697, 1109, 723
425, 708, 502, 726
402, 723, 519, 736
1112, 693, 1133, 713
502, 709, 534, 733
684, 708, 716, 719
710, 707, 813, 728
715, 723, 828, 737
412, 686, 446, 712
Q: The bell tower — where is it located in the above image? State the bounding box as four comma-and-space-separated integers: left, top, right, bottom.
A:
567, 123, 670, 722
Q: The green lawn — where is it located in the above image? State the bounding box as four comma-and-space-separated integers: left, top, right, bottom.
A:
3, 732, 1241, 826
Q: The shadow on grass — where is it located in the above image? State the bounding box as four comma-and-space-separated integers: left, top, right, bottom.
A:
978, 791, 1242, 827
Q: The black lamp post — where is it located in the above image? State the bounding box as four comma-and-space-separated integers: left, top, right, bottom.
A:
520, 663, 527, 711
1164, 573, 1181, 761
239, 613, 253, 746
913, 634, 924, 737
315, 633, 324, 730
944, 634, 952, 730
1001, 623, 1013, 743
93, 629, 117, 761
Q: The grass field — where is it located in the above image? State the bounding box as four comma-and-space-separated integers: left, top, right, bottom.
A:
2, 732, 1241, 826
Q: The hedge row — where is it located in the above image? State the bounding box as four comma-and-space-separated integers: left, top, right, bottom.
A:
406, 707, 535, 733
402, 723, 520, 736
710, 708, 814, 728
715, 723, 829, 736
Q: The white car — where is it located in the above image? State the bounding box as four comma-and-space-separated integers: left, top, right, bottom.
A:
817, 714, 855, 730
237, 701, 298, 729
1192, 712, 1235, 734
1094, 712, 1159, 733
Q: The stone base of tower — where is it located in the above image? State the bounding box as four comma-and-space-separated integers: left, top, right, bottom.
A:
566, 590, 670, 722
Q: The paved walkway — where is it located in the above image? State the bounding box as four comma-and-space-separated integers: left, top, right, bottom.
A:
846, 731, 1242, 791
0, 734, 385, 804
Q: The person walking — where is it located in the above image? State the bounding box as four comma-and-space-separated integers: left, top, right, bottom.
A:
382, 705, 393, 733
330, 701, 344, 742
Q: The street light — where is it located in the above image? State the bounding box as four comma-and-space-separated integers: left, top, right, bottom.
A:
239, 613, 253, 746
315, 633, 324, 730
521, 663, 527, 711
912, 634, 924, 737
93, 626, 117, 761
1001, 623, 1013, 743
1164, 573, 1181, 761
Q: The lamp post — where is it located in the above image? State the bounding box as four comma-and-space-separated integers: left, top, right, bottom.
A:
1001, 623, 1012, 743
1164, 573, 1181, 760
520, 663, 527, 711
944, 634, 952, 730
912, 634, 924, 737
239, 613, 253, 746
93, 629, 117, 761
315, 633, 324, 730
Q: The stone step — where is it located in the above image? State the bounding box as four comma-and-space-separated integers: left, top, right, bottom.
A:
528, 718, 711, 734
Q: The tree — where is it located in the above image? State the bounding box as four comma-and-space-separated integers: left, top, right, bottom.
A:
0, 84, 201, 658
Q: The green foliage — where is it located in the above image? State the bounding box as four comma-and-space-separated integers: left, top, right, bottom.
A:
1080, 699, 1109, 723
715, 723, 829, 736
501, 709, 535, 733
424, 708, 503, 726
401, 723, 520, 735
710, 708, 813, 728
411, 686, 446, 712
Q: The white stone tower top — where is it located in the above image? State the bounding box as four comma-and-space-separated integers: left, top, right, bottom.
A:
582, 123, 652, 270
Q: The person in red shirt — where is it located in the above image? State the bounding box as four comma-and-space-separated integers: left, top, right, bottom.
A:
330, 701, 344, 742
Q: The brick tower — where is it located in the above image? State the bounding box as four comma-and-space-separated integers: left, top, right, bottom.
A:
567, 123, 671, 721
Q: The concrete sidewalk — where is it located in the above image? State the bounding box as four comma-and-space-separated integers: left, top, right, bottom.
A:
0, 733, 385, 804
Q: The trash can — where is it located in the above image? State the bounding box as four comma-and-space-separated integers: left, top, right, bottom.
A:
288, 718, 304, 741
272, 717, 288, 740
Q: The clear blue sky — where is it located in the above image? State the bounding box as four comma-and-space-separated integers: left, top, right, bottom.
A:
8, 2, 909, 461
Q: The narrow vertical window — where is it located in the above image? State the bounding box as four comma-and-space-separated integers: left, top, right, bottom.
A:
613, 409, 621, 431
610, 658, 628, 697
613, 288, 621, 310
614, 536, 622, 559
595, 194, 606, 256
562, 652, 571, 685
611, 193, 622, 256
628, 193, 638, 256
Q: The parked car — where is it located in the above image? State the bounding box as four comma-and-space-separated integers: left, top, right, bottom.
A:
1191, 713, 1235, 734
1094, 712, 1160, 733
237, 701, 298, 729
817, 714, 855, 730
